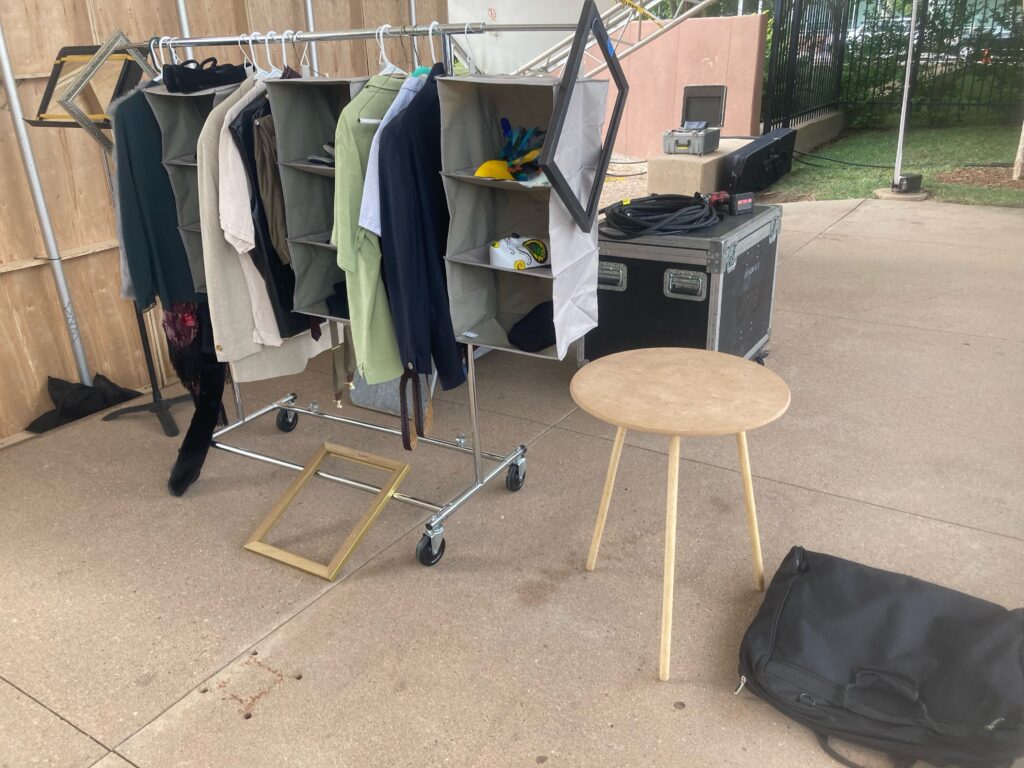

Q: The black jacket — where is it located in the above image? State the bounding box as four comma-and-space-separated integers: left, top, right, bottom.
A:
229, 95, 309, 338
378, 64, 466, 391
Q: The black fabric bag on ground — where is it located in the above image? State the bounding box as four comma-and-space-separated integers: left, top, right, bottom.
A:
26, 374, 141, 433
724, 127, 796, 193
738, 547, 1024, 768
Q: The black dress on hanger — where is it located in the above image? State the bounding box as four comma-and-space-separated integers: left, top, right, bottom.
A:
113, 81, 227, 497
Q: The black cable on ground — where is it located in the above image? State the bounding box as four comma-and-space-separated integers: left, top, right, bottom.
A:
794, 151, 1015, 170
599, 194, 720, 240
794, 151, 892, 168
794, 155, 829, 169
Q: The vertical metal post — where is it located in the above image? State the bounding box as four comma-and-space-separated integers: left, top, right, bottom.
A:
408, 0, 419, 67
781, 0, 805, 128
465, 344, 484, 483
442, 31, 454, 75
230, 367, 245, 421
303, 0, 320, 76
174, 0, 194, 59
761, 0, 788, 131
893, 0, 919, 188
0, 17, 91, 385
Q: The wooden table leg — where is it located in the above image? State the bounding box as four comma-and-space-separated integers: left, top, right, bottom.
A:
587, 426, 626, 572
736, 431, 765, 592
660, 435, 680, 682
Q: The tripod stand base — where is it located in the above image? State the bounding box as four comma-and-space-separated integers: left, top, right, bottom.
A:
103, 393, 192, 437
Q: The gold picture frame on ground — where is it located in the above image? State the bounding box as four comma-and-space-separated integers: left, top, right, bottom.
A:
245, 442, 410, 581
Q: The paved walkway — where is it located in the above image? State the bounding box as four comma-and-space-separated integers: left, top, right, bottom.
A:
1, 199, 1022, 768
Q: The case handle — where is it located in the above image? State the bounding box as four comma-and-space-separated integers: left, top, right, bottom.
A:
663, 269, 706, 302
597, 261, 627, 292
843, 669, 971, 738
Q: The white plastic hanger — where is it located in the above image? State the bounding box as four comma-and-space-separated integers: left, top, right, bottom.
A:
427, 20, 441, 65
261, 32, 284, 78
280, 30, 295, 70
238, 33, 254, 71
150, 38, 164, 81
247, 32, 269, 78
376, 25, 405, 76
289, 31, 313, 78
462, 24, 478, 74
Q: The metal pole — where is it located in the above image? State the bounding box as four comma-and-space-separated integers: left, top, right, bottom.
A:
465, 344, 484, 483
893, 0, 919, 188
0, 17, 91, 385
174, 0, 194, 59
442, 31, 454, 75
408, 0, 419, 68
132, 23, 581, 52
586, 0, 722, 76
303, 0, 320, 76
781, 0, 805, 128
762, 0, 787, 132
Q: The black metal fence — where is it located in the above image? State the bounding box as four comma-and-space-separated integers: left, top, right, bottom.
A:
843, 0, 1023, 123
761, 0, 1024, 129
762, 0, 852, 130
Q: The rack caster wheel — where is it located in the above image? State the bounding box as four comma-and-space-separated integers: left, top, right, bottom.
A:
416, 534, 445, 566
276, 410, 299, 433
753, 352, 768, 367
506, 463, 526, 492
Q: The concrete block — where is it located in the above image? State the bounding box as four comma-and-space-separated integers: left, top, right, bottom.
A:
647, 138, 753, 194
793, 111, 848, 153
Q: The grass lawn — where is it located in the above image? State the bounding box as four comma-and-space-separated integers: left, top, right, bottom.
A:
761, 124, 1024, 207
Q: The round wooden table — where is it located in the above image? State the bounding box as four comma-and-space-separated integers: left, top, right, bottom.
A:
570, 347, 791, 682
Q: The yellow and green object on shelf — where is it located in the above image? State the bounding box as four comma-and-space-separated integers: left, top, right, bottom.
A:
488, 235, 549, 271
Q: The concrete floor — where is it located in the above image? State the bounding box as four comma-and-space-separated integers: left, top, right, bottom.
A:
1, 199, 1022, 768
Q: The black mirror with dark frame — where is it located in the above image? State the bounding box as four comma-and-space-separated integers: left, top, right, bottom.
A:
539, 0, 630, 232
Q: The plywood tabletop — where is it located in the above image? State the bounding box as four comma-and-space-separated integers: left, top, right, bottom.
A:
570, 348, 790, 436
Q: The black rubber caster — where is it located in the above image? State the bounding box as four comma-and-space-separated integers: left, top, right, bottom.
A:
276, 409, 299, 433
753, 352, 768, 367
415, 534, 445, 566
506, 463, 526, 492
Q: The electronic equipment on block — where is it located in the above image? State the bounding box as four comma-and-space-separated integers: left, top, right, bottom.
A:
662, 84, 727, 156
585, 204, 780, 361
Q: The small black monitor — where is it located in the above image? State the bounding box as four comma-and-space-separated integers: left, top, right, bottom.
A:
681, 85, 727, 129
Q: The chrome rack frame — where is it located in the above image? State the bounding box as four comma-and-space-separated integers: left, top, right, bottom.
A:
211, 328, 527, 566
149, 19, 578, 565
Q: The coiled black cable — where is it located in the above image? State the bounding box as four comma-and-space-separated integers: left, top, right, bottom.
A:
600, 194, 721, 240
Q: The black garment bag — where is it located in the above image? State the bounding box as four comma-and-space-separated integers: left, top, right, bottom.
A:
724, 127, 796, 193
738, 547, 1024, 768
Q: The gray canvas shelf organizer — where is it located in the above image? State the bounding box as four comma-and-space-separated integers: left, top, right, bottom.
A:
438, 75, 608, 360
264, 77, 366, 315
145, 83, 237, 293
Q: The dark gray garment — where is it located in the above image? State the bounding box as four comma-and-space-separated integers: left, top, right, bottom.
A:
113, 87, 197, 308
253, 114, 291, 266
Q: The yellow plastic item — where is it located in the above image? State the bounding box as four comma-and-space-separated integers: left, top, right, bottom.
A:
474, 160, 514, 180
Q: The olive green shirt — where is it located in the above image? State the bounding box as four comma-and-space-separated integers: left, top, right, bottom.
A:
332, 76, 404, 385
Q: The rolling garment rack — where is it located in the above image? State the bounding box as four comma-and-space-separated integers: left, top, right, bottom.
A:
136, 17, 613, 568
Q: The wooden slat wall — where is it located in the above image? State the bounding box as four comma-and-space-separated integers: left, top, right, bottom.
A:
0, 0, 446, 440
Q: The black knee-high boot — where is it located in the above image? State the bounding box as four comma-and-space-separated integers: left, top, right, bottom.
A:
167, 359, 226, 496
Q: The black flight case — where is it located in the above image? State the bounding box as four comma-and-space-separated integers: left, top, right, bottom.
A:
584, 204, 781, 361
